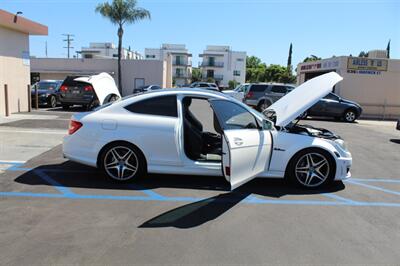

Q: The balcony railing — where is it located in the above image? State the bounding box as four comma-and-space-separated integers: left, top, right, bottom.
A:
206, 74, 223, 81
199, 61, 224, 67
174, 73, 191, 78
173, 60, 191, 66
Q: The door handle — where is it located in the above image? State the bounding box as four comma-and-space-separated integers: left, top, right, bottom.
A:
234, 137, 243, 146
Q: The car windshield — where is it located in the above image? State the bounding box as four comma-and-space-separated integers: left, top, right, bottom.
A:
37, 82, 59, 90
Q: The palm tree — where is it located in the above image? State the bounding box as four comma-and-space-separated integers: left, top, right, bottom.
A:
96, 0, 150, 93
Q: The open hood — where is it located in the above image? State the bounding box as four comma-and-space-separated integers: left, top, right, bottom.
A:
74, 73, 121, 105
266, 72, 343, 127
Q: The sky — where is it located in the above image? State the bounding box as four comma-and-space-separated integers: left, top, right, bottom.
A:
1, 0, 399, 67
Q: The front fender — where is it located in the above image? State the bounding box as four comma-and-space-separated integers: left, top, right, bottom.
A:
269, 131, 339, 173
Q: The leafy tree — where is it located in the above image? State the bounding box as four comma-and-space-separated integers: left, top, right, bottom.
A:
387, 39, 390, 58
228, 80, 239, 89
287, 43, 293, 70
303, 55, 321, 62
246, 56, 262, 68
206, 77, 215, 83
96, 0, 150, 93
191, 68, 202, 82
358, 51, 368, 57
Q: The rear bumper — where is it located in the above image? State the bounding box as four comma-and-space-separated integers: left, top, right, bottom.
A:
245, 99, 258, 107
59, 96, 93, 105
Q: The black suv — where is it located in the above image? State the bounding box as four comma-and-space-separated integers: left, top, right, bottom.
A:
59, 76, 96, 110
305, 92, 363, 122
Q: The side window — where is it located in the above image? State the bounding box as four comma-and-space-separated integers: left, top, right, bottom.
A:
125, 95, 177, 117
250, 85, 268, 92
211, 100, 259, 130
270, 86, 287, 94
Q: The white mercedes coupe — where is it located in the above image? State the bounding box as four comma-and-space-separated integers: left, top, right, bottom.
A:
63, 72, 352, 190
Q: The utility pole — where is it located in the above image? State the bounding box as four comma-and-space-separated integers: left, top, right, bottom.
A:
62, 34, 74, 58
45, 41, 48, 57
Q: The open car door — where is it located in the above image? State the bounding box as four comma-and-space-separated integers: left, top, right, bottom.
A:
209, 99, 272, 190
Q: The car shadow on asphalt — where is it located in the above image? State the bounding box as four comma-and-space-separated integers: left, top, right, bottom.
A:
390, 139, 400, 144
14, 161, 345, 228
138, 181, 345, 229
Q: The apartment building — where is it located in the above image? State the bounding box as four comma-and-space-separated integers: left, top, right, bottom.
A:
199, 45, 246, 87
79, 42, 143, 60
145, 44, 192, 86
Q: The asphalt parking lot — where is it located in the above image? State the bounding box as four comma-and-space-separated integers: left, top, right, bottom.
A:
1, 107, 400, 265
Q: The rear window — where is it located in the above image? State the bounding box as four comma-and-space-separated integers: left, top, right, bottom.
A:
249, 84, 268, 92
37, 82, 59, 90
125, 95, 178, 117
61, 76, 88, 88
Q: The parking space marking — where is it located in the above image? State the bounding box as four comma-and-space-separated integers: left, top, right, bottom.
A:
1, 164, 400, 207
321, 193, 358, 204
346, 179, 400, 196
34, 169, 75, 196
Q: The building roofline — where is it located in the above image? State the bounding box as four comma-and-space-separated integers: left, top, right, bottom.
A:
0, 9, 48, 35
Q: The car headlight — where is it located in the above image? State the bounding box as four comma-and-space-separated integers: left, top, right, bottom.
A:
334, 139, 348, 151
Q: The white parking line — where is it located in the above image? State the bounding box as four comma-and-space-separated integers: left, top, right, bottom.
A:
0, 129, 66, 135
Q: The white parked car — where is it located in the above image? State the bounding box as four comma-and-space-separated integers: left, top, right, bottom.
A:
222, 83, 250, 102
63, 72, 352, 190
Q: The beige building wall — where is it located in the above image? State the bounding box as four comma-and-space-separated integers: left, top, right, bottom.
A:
0, 27, 30, 116
31, 58, 172, 96
297, 56, 400, 118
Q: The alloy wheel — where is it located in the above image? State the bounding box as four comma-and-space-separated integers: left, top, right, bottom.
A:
345, 111, 356, 122
104, 146, 139, 181
50, 96, 57, 108
295, 152, 330, 187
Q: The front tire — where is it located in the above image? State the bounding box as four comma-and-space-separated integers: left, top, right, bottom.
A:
257, 100, 271, 111
99, 142, 146, 182
48, 95, 57, 108
343, 109, 357, 122
287, 148, 335, 188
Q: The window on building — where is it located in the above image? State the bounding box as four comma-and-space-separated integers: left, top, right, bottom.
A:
237, 58, 244, 62
146, 55, 156, 58
125, 95, 178, 117
233, 70, 241, 76
84, 54, 93, 59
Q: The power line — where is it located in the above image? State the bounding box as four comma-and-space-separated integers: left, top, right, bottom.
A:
62, 33, 74, 58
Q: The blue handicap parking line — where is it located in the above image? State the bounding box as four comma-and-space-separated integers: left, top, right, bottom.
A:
1, 163, 400, 207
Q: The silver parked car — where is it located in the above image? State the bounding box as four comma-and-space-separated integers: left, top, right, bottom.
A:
244, 83, 295, 111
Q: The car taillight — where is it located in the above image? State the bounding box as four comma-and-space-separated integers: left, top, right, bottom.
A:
245, 91, 253, 99
60, 85, 68, 92
68, 120, 82, 135
84, 85, 93, 92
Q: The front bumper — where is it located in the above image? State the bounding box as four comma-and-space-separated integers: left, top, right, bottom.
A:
334, 155, 352, 181
31, 95, 49, 105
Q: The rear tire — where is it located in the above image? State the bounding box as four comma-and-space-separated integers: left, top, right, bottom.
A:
286, 148, 336, 189
99, 142, 147, 182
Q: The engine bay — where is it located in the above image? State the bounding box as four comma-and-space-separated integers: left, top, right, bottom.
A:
286, 123, 340, 140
